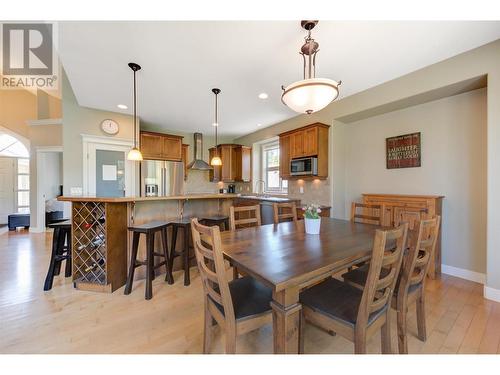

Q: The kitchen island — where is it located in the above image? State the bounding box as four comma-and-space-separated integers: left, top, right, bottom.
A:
58, 194, 240, 293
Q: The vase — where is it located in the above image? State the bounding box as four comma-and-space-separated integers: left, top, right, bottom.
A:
304, 217, 321, 234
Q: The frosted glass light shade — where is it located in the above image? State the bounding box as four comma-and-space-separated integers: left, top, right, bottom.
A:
127, 147, 143, 161
281, 78, 340, 114
210, 156, 222, 166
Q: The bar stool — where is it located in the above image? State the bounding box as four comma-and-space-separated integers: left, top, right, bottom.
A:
168, 218, 196, 286
125, 220, 173, 300
199, 215, 230, 231
44, 220, 72, 291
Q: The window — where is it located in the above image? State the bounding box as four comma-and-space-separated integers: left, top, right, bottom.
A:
16, 158, 30, 213
262, 143, 287, 193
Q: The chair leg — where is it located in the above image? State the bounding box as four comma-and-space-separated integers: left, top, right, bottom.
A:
53, 227, 65, 276
381, 312, 392, 354
225, 326, 237, 354
145, 233, 154, 300
354, 328, 367, 354
299, 309, 305, 354
203, 297, 213, 354
416, 289, 427, 341
43, 227, 61, 291
232, 266, 239, 280
162, 227, 174, 284
64, 229, 72, 277
183, 226, 190, 286
150, 232, 156, 281
124, 232, 140, 295
168, 226, 178, 277
397, 307, 408, 354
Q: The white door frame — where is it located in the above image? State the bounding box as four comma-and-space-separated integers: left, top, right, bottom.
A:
34, 146, 64, 233
81, 134, 136, 196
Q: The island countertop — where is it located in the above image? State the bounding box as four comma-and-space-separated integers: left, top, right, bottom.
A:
58, 193, 241, 203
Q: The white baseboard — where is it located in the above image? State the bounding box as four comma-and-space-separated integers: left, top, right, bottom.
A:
484, 286, 500, 303
29, 226, 46, 233
441, 264, 486, 284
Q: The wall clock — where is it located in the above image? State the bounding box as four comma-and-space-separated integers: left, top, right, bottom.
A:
100, 119, 119, 135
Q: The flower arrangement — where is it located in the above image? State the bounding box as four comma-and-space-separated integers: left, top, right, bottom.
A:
303, 204, 322, 219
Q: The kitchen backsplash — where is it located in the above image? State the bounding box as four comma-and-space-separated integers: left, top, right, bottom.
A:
184, 169, 251, 194
287, 178, 331, 207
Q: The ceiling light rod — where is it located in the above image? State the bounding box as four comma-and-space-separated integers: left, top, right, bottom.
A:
127, 62, 143, 161
210, 88, 222, 166
301, 20, 319, 80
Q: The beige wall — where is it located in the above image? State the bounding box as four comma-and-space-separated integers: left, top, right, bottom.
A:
344, 89, 486, 273
235, 39, 500, 296
62, 71, 135, 195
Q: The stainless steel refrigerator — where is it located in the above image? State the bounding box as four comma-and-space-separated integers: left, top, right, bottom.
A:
140, 160, 185, 197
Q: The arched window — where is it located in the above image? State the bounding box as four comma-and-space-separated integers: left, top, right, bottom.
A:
0, 133, 29, 158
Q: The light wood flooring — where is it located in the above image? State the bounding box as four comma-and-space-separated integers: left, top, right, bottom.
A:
1, 230, 500, 354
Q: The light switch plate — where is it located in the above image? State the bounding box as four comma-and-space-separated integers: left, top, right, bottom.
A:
70, 187, 83, 196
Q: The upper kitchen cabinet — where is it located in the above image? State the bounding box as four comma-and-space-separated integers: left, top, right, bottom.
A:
279, 123, 330, 179
209, 144, 252, 182
140, 131, 183, 161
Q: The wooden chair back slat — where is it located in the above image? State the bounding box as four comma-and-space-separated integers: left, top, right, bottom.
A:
273, 202, 298, 224
357, 223, 408, 326
406, 217, 441, 289
393, 206, 428, 229
191, 218, 236, 322
351, 202, 385, 226
229, 205, 262, 230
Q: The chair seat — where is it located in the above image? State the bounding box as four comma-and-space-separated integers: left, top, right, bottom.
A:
211, 276, 272, 320
342, 264, 421, 296
169, 217, 192, 226
128, 220, 169, 233
201, 215, 228, 222
48, 220, 71, 229
299, 278, 387, 327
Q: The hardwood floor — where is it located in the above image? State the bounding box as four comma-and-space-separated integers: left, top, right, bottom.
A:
1, 230, 500, 354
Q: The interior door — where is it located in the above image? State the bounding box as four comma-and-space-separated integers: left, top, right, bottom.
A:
0, 157, 15, 224
95, 150, 126, 197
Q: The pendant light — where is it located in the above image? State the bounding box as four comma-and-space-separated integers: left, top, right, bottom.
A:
127, 62, 143, 161
210, 88, 222, 166
281, 21, 341, 115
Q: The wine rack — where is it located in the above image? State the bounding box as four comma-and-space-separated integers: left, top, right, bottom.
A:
71, 201, 128, 292
72, 202, 107, 285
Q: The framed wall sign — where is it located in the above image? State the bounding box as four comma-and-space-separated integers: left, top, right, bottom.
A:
386, 132, 421, 169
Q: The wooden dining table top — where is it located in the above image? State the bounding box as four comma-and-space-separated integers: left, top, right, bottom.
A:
219, 218, 381, 292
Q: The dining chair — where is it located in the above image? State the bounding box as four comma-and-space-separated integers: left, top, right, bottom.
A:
299, 223, 408, 354
229, 205, 262, 230
191, 218, 273, 354
342, 216, 440, 353
351, 202, 385, 226
272, 202, 298, 224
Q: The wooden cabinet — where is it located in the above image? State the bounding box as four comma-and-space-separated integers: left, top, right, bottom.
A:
362, 193, 444, 279
140, 131, 183, 161
279, 135, 291, 179
232, 146, 251, 182
181, 144, 189, 181
279, 123, 329, 179
209, 144, 252, 182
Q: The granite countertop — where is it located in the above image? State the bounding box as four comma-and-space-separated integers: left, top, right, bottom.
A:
236, 195, 301, 203
58, 193, 241, 203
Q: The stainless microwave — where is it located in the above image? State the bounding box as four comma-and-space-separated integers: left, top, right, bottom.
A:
290, 157, 318, 176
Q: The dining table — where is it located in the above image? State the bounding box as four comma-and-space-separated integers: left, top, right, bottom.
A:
219, 218, 380, 354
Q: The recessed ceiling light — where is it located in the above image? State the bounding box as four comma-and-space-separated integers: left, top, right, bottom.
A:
258, 93, 268, 99
257, 123, 262, 127
212, 122, 219, 127
117, 104, 128, 109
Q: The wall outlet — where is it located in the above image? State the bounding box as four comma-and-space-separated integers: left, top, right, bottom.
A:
70, 187, 83, 196
299, 186, 304, 194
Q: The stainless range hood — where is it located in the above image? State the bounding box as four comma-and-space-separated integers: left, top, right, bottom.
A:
187, 132, 213, 170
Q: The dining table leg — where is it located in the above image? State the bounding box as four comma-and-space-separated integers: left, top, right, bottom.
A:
271, 287, 302, 354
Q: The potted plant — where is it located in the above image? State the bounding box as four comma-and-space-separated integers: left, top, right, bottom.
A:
303, 204, 322, 234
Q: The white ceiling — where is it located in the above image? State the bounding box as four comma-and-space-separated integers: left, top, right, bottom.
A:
58, 21, 500, 137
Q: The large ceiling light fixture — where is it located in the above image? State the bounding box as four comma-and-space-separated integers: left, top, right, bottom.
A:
210, 88, 222, 166
281, 20, 341, 115
127, 62, 143, 161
